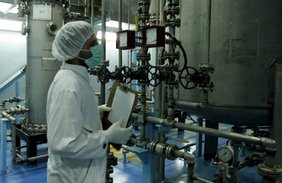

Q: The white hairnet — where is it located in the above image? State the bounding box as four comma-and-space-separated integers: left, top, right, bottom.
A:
52, 21, 94, 62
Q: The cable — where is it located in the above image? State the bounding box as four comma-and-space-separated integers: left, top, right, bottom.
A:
187, 113, 197, 124
165, 32, 188, 72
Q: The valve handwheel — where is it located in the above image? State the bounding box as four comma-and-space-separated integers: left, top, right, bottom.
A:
179, 66, 198, 89
121, 66, 132, 84
148, 66, 161, 87
98, 68, 111, 84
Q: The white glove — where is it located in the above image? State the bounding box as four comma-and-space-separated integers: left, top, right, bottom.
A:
105, 120, 132, 144
98, 104, 112, 117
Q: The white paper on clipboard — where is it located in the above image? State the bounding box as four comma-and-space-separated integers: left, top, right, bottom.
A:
107, 86, 136, 128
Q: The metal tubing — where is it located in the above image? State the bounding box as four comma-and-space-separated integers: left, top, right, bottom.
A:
11, 122, 17, 164
139, 85, 146, 141
144, 115, 276, 149
174, 149, 195, 163
174, 122, 276, 149
0, 67, 25, 94
159, 0, 164, 24
90, 0, 94, 26
196, 117, 203, 157
206, 0, 212, 64
175, 100, 271, 126
16, 153, 48, 163
118, 0, 122, 67
100, 0, 107, 105
15, 81, 21, 124
175, 151, 196, 183
0, 118, 8, 173
1, 112, 16, 122
187, 162, 195, 183
194, 175, 214, 183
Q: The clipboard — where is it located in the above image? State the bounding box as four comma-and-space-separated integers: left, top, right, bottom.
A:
102, 81, 139, 150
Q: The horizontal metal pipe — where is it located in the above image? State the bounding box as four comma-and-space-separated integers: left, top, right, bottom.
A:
175, 100, 271, 126
16, 153, 48, 163
193, 175, 215, 183
1, 112, 16, 122
144, 115, 276, 149
174, 150, 195, 163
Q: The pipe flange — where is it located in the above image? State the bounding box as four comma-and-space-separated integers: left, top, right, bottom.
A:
162, 52, 180, 61
166, 144, 177, 160
155, 143, 167, 155
148, 140, 159, 153
258, 163, 282, 180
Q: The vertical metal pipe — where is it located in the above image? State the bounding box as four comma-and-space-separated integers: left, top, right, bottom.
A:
160, 0, 164, 24
272, 63, 282, 165
206, 0, 212, 64
196, 117, 203, 157
140, 84, 146, 141
15, 80, 20, 124
11, 122, 17, 164
90, 0, 94, 26
156, 0, 165, 118
118, 0, 122, 67
0, 118, 7, 172
187, 162, 195, 183
127, 0, 131, 66
100, 0, 107, 105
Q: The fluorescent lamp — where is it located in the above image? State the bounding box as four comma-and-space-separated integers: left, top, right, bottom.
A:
0, 19, 22, 32
97, 31, 117, 41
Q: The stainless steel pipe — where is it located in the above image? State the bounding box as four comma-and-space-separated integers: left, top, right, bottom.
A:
142, 115, 276, 149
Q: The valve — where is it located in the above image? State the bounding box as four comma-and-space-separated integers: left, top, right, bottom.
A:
148, 66, 162, 87
121, 66, 132, 84
98, 68, 111, 84
179, 66, 199, 89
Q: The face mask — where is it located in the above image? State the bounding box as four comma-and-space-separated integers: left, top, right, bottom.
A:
85, 44, 104, 68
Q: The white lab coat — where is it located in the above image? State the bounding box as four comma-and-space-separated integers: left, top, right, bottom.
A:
46, 63, 108, 183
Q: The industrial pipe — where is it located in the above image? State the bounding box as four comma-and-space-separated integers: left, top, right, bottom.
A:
135, 115, 277, 149
16, 153, 48, 163
118, 0, 122, 67
100, 0, 107, 105
1, 111, 16, 122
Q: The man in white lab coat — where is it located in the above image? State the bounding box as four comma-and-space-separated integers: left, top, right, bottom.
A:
46, 21, 132, 183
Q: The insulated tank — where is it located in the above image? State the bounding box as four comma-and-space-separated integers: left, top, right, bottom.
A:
177, 0, 282, 126
26, 2, 63, 123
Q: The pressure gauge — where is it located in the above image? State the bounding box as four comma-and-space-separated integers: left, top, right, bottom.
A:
217, 145, 234, 163
142, 26, 165, 47
116, 30, 136, 50
146, 28, 157, 45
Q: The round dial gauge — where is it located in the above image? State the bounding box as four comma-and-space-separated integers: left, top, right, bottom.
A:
217, 145, 234, 163
146, 28, 157, 45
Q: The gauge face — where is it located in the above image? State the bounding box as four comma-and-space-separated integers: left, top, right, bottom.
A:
119, 32, 128, 47
146, 28, 157, 45
217, 145, 234, 163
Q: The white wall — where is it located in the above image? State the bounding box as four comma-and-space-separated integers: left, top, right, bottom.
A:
0, 30, 132, 104
0, 30, 26, 102
0, 30, 26, 84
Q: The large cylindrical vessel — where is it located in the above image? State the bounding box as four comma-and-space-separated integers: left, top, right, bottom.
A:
26, 2, 63, 123
177, 0, 282, 126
